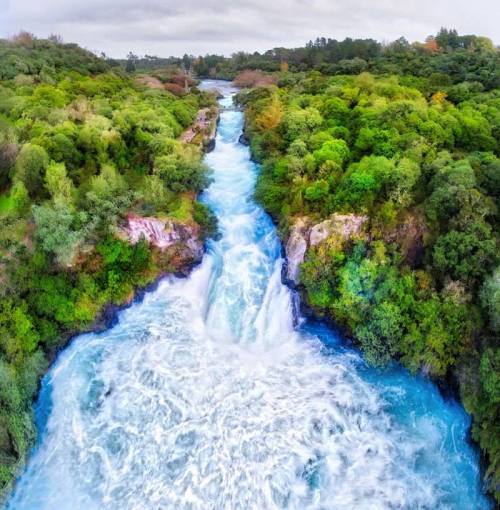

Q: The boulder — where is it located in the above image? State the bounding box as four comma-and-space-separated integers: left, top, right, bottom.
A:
238, 133, 250, 146
203, 137, 216, 153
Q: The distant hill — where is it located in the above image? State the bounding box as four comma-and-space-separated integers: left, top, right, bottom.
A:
0, 32, 111, 80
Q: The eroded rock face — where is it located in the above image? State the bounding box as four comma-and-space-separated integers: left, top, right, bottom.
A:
384, 213, 427, 268
284, 214, 368, 285
285, 217, 311, 285
124, 215, 204, 261
310, 214, 368, 247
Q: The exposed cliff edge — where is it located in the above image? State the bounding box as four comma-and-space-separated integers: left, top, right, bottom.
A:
284, 213, 368, 286
122, 214, 204, 274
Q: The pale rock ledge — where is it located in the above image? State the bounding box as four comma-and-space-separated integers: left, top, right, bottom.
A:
123, 214, 204, 261
285, 213, 368, 285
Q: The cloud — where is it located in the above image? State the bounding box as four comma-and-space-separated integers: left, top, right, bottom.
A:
2, 0, 499, 57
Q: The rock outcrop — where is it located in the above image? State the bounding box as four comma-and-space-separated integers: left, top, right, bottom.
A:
124, 215, 204, 263
181, 107, 219, 153
284, 214, 368, 285
383, 212, 427, 268
203, 137, 216, 153
285, 217, 311, 285
309, 214, 368, 247
238, 133, 250, 146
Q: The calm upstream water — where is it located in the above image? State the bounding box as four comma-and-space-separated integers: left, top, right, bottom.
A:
7, 81, 490, 509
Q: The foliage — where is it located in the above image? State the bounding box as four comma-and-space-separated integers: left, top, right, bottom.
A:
193, 201, 218, 240
481, 267, 500, 332
187, 29, 499, 94
13, 144, 49, 197
0, 35, 111, 81
153, 150, 210, 192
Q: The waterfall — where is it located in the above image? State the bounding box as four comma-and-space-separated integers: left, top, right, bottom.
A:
7, 81, 490, 510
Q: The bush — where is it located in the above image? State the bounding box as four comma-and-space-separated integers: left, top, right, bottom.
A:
154, 153, 209, 192
432, 221, 497, 284
33, 201, 86, 266
193, 201, 218, 239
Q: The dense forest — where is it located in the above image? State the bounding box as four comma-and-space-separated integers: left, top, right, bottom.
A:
119, 28, 499, 95
237, 34, 499, 501
164, 29, 498, 92
0, 33, 216, 495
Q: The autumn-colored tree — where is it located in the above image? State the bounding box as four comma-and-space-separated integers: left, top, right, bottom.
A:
431, 91, 448, 104
233, 70, 276, 88
10, 31, 35, 47
424, 36, 439, 52
280, 61, 289, 73
164, 82, 185, 96
255, 95, 284, 131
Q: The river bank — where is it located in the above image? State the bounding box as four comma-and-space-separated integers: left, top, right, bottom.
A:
1, 224, 206, 502
181, 106, 219, 152
2, 82, 219, 502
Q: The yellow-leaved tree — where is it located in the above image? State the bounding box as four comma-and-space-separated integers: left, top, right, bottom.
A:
255, 94, 284, 131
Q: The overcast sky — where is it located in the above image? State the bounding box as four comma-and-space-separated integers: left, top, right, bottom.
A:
1, 0, 499, 58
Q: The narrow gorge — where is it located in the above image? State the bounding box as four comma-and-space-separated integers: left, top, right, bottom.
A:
6, 81, 491, 509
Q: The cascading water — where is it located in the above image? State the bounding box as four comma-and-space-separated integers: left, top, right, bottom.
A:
7, 81, 491, 510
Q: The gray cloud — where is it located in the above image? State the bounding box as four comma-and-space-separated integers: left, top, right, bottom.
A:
2, 0, 499, 58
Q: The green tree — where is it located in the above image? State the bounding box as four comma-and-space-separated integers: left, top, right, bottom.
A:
0, 300, 39, 362
304, 179, 329, 202
334, 155, 394, 211
432, 221, 497, 283
481, 267, 500, 331
45, 161, 74, 205
14, 143, 49, 197
313, 139, 350, 168
153, 153, 209, 192
356, 301, 403, 365
33, 201, 86, 266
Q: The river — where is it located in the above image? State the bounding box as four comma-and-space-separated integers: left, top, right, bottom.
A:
7, 80, 490, 509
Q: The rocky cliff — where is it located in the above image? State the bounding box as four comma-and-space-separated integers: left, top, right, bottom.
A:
284, 213, 368, 286
123, 214, 204, 271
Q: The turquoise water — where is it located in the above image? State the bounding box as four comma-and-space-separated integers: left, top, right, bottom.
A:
7, 81, 490, 509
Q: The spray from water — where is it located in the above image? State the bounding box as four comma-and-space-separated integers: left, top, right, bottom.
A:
7, 81, 490, 510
